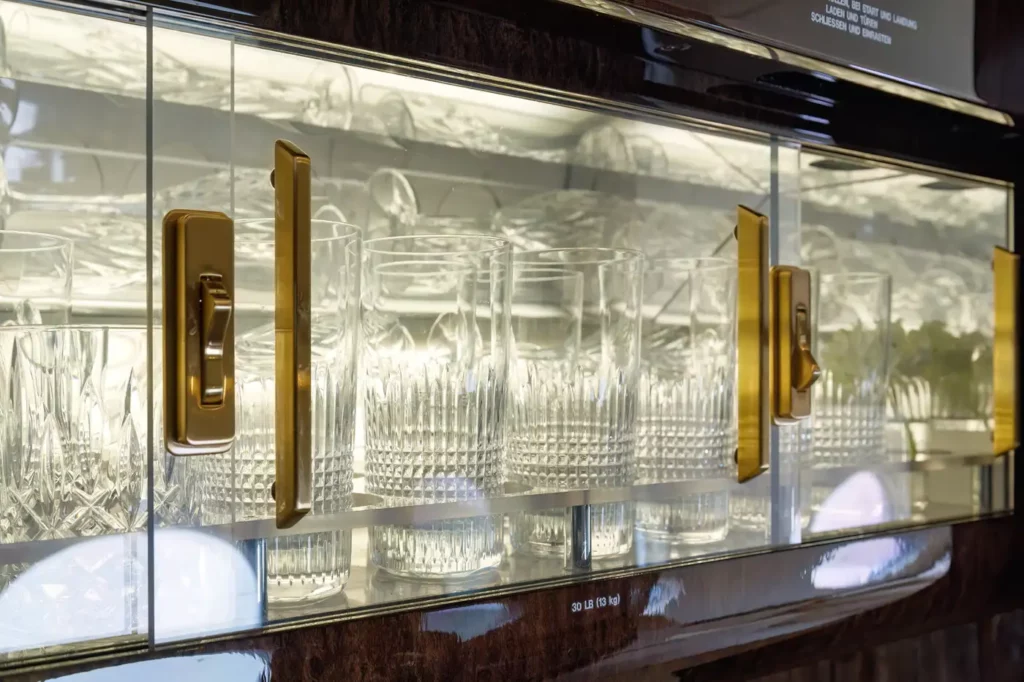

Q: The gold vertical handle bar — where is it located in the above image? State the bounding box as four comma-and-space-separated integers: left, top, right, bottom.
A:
737, 206, 770, 482
273, 140, 313, 528
993, 246, 1019, 455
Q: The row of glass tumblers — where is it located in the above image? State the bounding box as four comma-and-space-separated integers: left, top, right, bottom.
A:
0, 228, 892, 606
363, 236, 738, 580
206, 226, 741, 603
211, 230, 894, 602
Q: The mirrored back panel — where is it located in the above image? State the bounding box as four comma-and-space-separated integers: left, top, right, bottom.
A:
0, 0, 1012, 663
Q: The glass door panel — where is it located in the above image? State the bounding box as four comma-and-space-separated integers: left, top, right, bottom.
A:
149, 18, 263, 643
798, 150, 1012, 538
149, 19, 796, 642
0, 0, 149, 664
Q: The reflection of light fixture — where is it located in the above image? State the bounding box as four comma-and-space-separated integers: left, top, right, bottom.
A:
810, 471, 899, 590
810, 471, 891, 533
54, 652, 269, 682
0, 530, 262, 653
811, 538, 901, 589
422, 603, 521, 641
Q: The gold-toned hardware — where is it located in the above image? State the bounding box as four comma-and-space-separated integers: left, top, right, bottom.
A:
993, 246, 1019, 455
771, 266, 820, 424
736, 205, 769, 483
162, 209, 235, 456
273, 139, 313, 529
199, 275, 232, 406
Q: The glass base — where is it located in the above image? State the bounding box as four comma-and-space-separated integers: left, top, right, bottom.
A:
636, 493, 729, 545
510, 502, 634, 559
266, 530, 353, 605
370, 516, 504, 580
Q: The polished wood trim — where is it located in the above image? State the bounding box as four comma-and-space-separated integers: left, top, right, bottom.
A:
135, 0, 1022, 181
6, 518, 1016, 682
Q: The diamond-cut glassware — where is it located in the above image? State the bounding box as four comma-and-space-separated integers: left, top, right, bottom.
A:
0, 325, 197, 544
361, 234, 512, 579
635, 258, 736, 545
509, 248, 643, 560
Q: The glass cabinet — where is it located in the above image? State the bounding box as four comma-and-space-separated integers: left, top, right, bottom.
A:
0, 0, 1014, 668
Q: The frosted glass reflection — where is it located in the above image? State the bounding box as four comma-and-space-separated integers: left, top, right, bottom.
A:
0, 530, 261, 653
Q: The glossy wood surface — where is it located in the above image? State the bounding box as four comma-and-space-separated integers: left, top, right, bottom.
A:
143, 0, 1021, 181
5, 517, 1016, 682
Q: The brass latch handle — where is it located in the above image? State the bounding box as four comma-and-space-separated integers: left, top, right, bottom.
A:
993, 246, 1019, 455
199, 275, 232, 406
163, 209, 235, 456
772, 266, 819, 424
271, 139, 313, 529
792, 307, 821, 393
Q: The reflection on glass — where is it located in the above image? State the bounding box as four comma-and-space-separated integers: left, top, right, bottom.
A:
0, 231, 72, 324
809, 472, 898, 590
54, 652, 270, 682
493, 191, 631, 252
814, 272, 893, 468
0, 530, 261, 654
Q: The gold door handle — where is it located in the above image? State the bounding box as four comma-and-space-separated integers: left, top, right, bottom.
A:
271, 139, 313, 529
736, 207, 821, 482
736, 205, 770, 482
772, 266, 820, 423
200, 275, 232, 406
163, 209, 235, 456
993, 246, 1019, 455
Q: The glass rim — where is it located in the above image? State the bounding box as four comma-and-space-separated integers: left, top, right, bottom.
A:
511, 265, 584, 284
0, 230, 73, 254
410, 215, 484, 225
514, 247, 643, 265
822, 270, 892, 284
363, 234, 510, 256
0, 323, 153, 332
234, 218, 361, 244
645, 256, 735, 272
371, 259, 476, 276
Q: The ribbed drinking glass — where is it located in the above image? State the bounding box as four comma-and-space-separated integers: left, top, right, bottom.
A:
509, 248, 643, 560
635, 258, 736, 545
204, 220, 360, 605
0, 231, 73, 324
504, 266, 583, 554
361, 234, 511, 579
814, 272, 893, 468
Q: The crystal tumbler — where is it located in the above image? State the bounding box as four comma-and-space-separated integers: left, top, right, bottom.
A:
814, 272, 893, 468
0, 231, 73, 324
0, 325, 198, 543
361, 235, 512, 579
204, 220, 359, 605
635, 258, 736, 545
509, 248, 643, 560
